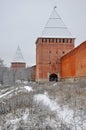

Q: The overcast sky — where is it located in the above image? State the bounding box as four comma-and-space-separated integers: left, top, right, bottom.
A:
0, 0, 86, 67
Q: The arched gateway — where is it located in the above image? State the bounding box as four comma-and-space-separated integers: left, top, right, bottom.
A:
49, 73, 58, 82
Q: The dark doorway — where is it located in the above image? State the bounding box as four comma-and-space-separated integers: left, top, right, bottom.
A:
49, 73, 58, 82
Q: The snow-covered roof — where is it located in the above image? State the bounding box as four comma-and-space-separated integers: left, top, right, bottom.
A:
12, 46, 25, 63
41, 7, 73, 38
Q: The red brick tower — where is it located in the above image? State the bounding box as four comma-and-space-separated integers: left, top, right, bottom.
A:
36, 7, 75, 82
11, 46, 26, 70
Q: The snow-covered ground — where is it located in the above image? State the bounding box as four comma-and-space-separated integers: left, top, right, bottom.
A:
0, 85, 33, 99
24, 86, 33, 92
0, 89, 14, 98
0, 82, 86, 130
1, 108, 29, 130
34, 93, 73, 124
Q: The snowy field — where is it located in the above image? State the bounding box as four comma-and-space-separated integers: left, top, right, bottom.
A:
0, 81, 86, 130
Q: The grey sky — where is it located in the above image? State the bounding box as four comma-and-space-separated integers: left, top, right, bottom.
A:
0, 0, 86, 67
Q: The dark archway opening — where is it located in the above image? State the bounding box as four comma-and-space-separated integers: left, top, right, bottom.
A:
49, 73, 58, 82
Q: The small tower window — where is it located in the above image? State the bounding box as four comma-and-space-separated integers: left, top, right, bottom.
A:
63, 39, 65, 43
42, 39, 43, 42
49, 39, 51, 43
70, 39, 72, 43
66, 39, 68, 43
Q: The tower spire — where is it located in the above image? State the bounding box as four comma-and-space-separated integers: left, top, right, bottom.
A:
13, 46, 25, 63
41, 7, 72, 38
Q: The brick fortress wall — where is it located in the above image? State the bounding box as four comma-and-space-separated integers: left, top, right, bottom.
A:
61, 41, 86, 80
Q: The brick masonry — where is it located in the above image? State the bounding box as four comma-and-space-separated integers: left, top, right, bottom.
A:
61, 41, 86, 79
11, 62, 26, 70
36, 38, 75, 82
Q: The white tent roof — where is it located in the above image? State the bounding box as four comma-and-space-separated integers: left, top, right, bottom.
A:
41, 7, 73, 38
12, 46, 25, 63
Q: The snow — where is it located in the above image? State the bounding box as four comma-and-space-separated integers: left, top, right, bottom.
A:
0, 83, 86, 130
34, 93, 86, 129
22, 81, 28, 85
41, 8, 73, 38
34, 94, 57, 111
34, 93, 73, 124
13, 46, 25, 63
0, 86, 33, 99
24, 86, 33, 92
0, 89, 14, 98
9, 118, 21, 125
22, 108, 29, 121
57, 106, 73, 123
5, 108, 29, 130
